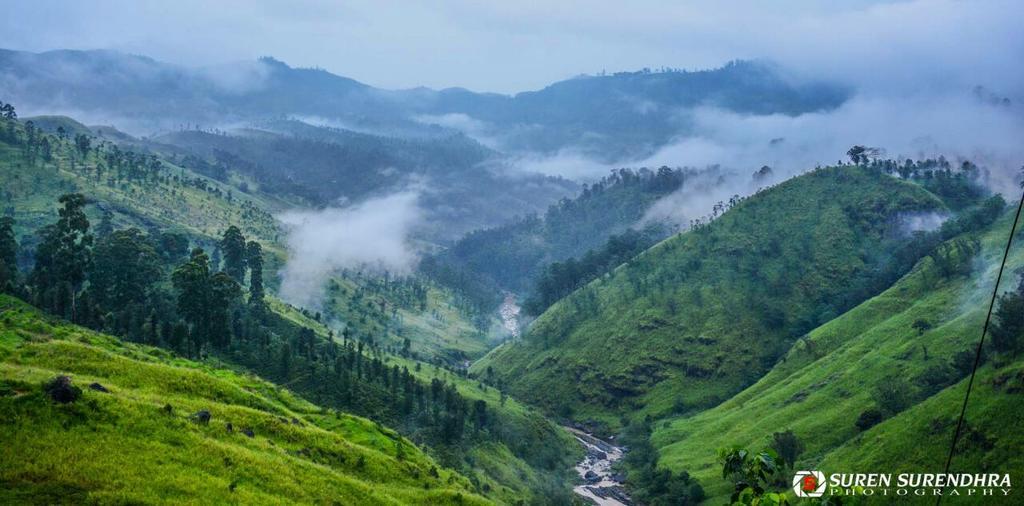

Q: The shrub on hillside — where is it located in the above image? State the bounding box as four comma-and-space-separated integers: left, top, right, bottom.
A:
916, 364, 956, 397
769, 430, 804, 468
990, 287, 1024, 356
43, 375, 81, 404
873, 376, 914, 415
952, 349, 982, 378
855, 408, 884, 431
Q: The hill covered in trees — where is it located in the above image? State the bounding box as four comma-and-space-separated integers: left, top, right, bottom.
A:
474, 165, 976, 426
153, 121, 575, 242
0, 104, 580, 503
422, 166, 723, 313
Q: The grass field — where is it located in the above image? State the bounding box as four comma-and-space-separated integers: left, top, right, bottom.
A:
0, 294, 492, 505
651, 210, 1024, 502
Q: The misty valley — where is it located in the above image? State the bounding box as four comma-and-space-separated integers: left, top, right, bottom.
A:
2, 3, 1024, 505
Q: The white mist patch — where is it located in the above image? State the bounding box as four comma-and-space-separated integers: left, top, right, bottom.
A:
897, 211, 950, 235
633, 92, 1023, 231
514, 149, 615, 180
197, 60, 272, 94
647, 95, 1024, 182
278, 192, 422, 309
414, 113, 500, 148
640, 168, 738, 228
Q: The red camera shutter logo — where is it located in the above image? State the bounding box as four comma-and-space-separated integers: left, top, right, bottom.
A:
793, 470, 827, 498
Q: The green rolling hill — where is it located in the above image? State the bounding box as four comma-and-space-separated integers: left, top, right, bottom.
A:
476, 166, 950, 427
0, 295, 489, 505
651, 207, 1024, 501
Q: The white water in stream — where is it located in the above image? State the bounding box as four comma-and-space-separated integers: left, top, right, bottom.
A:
499, 293, 520, 338
567, 428, 631, 505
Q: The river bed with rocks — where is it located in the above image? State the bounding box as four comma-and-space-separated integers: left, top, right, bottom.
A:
566, 427, 632, 505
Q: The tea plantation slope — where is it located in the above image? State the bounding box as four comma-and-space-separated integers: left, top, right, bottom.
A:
652, 209, 1024, 502
0, 295, 490, 505
476, 166, 945, 426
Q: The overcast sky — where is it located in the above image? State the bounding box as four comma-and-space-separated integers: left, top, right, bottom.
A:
2, 0, 1022, 94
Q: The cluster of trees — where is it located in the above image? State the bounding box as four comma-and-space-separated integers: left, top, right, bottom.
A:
847, 149, 987, 209
0, 217, 16, 294
166, 123, 492, 205
0, 100, 16, 120
427, 165, 705, 319
3, 120, 54, 164
0, 101, 18, 145
273, 335, 485, 446
523, 227, 662, 316
2, 194, 574, 485
990, 275, 1024, 357
100, 145, 164, 182
4, 193, 265, 356
619, 418, 705, 505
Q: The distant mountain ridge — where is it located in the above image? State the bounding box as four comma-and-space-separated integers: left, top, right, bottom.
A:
0, 48, 849, 160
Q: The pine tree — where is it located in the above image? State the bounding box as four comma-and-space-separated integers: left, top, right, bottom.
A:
0, 216, 17, 294
208, 271, 242, 348
246, 240, 264, 303
30, 194, 92, 321
220, 226, 247, 283
95, 209, 114, 238
89, 228, 161, 310
990, 287, 1024, 356
172, 248, 212, 352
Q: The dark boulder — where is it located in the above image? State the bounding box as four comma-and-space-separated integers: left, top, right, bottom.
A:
584, 471, 600, 483
44, 376, 81, 404
191, 410, 212, 425
88, 382, 109, 393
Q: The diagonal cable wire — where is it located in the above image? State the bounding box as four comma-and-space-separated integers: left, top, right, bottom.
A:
936, 186, 1024, 506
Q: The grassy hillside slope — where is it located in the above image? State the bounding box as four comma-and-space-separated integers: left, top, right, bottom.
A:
0, 295, 489, 505
652, 209, 1024, 502
1, 115, 577, 502
476, 166, 946, 427
262, 300, 581, 505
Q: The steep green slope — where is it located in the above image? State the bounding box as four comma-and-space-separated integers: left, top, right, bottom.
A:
0, 295, 489, 505
476, 166, 946, 427
257, 300, 580, 505
652, 207, 1023, 502
390, 355, 582, 504
2, 113, 579, 502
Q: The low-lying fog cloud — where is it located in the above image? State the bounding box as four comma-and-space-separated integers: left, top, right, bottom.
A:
524, 90, 1023, 228
278, 191, 422, 309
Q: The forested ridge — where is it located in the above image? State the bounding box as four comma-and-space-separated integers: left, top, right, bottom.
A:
476, 161, 997, 422
0, 103, 578, 504
424, 165, 720, 315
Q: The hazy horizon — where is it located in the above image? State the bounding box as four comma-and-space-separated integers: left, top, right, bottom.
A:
3, 0, 1022, 95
